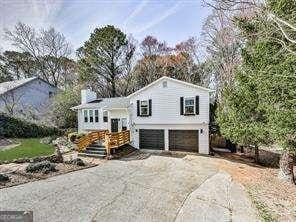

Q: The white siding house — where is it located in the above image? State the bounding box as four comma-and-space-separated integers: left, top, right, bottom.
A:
72, 77, 213, 154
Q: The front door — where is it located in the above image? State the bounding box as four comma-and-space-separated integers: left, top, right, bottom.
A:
111, 119, 119, 132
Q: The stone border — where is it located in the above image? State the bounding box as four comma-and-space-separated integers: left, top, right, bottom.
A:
0, 154, 60, 165
0, 163, 98, 189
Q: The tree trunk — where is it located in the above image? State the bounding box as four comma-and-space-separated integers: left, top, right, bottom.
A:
278, 150, 295, 184
254, 145, 259, 163
110, 75, 116, 97
240, 145, 244, 153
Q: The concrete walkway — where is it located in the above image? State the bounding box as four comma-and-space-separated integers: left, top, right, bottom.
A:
0, 154, 258, 222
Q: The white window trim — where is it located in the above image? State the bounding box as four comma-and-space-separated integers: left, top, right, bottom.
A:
103, 111, 108, 122
84, 109, 99, 123
83, 109, 88, 123
89, 110, 94, 123
140, 100, 149, 116
184, 97, 195, 115
94, 109, 99, 123
121, 118, 127, 130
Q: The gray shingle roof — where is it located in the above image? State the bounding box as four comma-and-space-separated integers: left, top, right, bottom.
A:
71, 97, 129, 110
0, 77, 37, 95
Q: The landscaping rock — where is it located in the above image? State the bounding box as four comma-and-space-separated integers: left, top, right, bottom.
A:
26, 161, 57, 174
0, 173, 10, 182
40, 137, 54, 144
52, 137, 74, 153
65, 158, 85, 166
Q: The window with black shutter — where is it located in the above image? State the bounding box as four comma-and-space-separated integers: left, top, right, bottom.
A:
140, 100, 149, 116
184, 97, 195, 115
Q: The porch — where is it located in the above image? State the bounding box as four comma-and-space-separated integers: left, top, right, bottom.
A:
77, 130, 131, 158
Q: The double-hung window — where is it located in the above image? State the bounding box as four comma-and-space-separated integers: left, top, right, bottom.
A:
89, 110, 94, 123
84, 110, 88, 122
184, 97, 195, 115
95, 110, 99, 122
103, 111, 108, 122
122, 118, 127, 131
140, 100, 149, 116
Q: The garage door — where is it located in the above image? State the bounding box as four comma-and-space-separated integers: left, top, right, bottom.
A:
169, 130, 199, 152
139, 129, 164, 150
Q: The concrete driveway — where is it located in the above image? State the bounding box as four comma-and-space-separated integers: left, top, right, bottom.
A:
0, 152, 258, 222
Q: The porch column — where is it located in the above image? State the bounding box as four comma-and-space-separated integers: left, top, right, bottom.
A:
164, 129, 169, 151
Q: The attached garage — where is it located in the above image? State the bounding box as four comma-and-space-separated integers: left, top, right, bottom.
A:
139, 129, 165, 150
169, 130, 199, 152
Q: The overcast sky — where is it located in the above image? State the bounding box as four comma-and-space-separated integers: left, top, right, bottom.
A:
0, 0, 211, 53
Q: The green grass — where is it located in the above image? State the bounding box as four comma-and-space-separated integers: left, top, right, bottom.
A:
0, 138, 55, 162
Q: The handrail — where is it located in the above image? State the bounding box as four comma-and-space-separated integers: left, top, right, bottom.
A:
77, 130, 108, 152
104, 130, 130, 156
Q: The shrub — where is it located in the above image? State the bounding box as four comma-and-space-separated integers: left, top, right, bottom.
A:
26, 161, 57, 174
65, 158, 85, 166
68, 132, 85, 142
0, 113, 62, 138
0, 173, 10, 182
68, 132, 78, 142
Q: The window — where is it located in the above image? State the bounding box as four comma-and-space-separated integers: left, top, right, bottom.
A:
84, 110, 88, 122
89, 110, 94, 123
184, 97, 195, 115
162, 81, 167, 88
122, 118, 127, 131
103, 111, 108, 122
95, 110, 99, 122
140, 100, 149, 116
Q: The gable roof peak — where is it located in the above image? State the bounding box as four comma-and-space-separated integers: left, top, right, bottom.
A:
127, 76, 214, 98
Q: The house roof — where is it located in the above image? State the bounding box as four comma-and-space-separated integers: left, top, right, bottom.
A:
0, 77, 56, 96
71, 97, 129, 110
127, 76, 214, 98
71, 77, 214, 110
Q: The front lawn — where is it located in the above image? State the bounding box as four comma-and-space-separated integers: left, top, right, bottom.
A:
0, 138, 55, 162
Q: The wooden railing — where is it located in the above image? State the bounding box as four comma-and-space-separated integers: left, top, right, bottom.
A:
104, 130, 130, 156
77, 130, 108, 152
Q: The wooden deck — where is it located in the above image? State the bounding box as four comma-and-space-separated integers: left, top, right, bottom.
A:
77, 130, 130, 156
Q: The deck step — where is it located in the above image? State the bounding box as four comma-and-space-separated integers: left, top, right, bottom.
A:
78, 152, 106, 158
86, 147, 106, 152
89, 143, 105, 148
82, 150, 106, 155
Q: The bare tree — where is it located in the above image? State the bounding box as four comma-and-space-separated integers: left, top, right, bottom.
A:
4, 23, 74, 87
201, 7, 242, 99
203, 0, 296, 54
0, 89, 23, 115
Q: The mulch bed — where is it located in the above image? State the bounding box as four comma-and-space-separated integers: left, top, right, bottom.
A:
0, 162, 97, 189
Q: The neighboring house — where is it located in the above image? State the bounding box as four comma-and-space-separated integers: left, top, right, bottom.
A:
0, 77, 57, 118
72, 76, 213, 154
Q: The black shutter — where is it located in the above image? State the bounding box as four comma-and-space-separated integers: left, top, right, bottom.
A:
195, 96, 199, 115
149, 99, 152, 116
180, 97, 184, 115
137, 100, 140, 116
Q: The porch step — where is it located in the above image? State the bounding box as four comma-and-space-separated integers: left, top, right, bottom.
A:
83, 149, 106, 155
89, 143, 105, 148
78, 152, 106, 158
86, 147, 106, 152
92, 141, 104, 146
